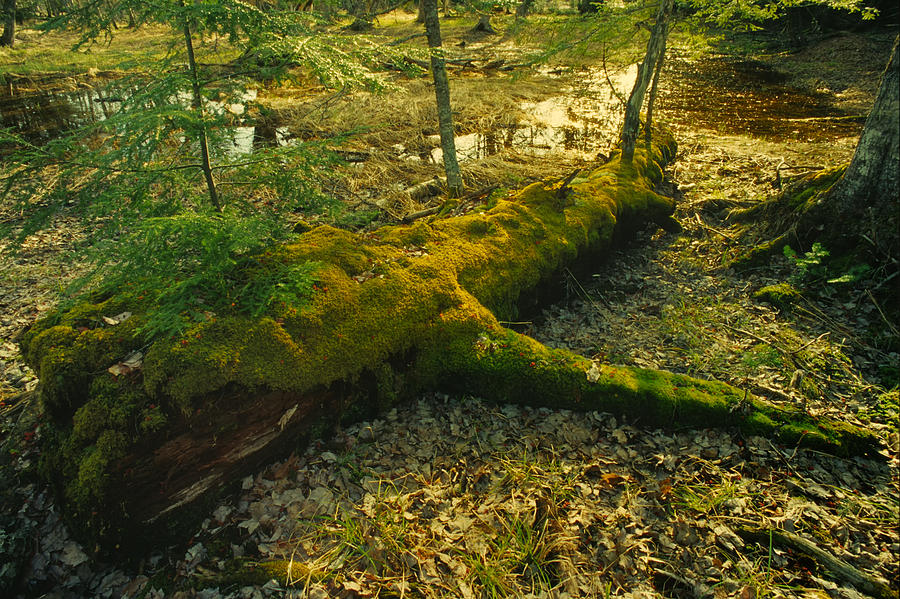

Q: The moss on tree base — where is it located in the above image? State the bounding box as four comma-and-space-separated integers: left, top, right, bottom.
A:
19, 133, 881, 555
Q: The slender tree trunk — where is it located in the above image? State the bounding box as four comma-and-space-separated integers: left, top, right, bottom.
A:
106, 0, 119, 29
644, 35, 667, 148
182, 18, 222, 211
423, 0, 463, 197
620, 0, 672, 163
417, 0, 425, 23
0, 0, 15, 48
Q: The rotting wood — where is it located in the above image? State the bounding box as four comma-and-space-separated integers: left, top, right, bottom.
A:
405, 176, 444, 202
19, 130, 882, 556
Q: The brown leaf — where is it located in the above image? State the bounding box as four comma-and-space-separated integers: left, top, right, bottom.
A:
601, 473, 626, 486
657, 477, 673, 499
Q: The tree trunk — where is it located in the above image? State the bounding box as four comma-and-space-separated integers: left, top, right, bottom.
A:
620, 0, 672, 163
515, 0, 534, 19
471, 13, 495, 34
346, 0, 373, 29
182, 17, 221, 212
0, 0, 15, 48
21, 134, 880, 556
644, 34, 666, 148
730, 38, 899, 275
813, 36, 899, 260
423, 0, 463, 197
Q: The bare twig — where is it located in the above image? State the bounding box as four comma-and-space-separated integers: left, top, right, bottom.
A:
601, 45, 628, 108
787, 332, 829, 356
694, 214, 735, 241
564, 267, 611, 310
865, 289, 900, 336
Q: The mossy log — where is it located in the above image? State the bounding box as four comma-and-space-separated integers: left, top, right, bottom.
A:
20, 132, 880, 554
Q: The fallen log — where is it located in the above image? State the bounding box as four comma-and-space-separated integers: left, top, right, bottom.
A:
20, 131, 880, 555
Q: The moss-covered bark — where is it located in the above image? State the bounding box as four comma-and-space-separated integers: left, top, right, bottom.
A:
20, 132, 880, 555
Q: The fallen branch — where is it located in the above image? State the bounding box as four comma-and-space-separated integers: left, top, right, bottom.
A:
735, 527, 893, 599
402, 206, 440, 223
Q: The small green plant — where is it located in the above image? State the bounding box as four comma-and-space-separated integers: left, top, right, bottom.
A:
740, 343, 783, 371
459, 510, 557, 597
783, 242, 829, 285
505, 515, 555, 589
783, 243, 871, 287
299, 478, 414, 576
675, 479, 740, 516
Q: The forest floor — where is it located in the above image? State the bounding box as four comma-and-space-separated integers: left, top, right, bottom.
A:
0, 13, 898, 599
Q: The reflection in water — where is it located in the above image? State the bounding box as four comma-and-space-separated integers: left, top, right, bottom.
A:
4, 58, 856, 165
432, 64, 638, 165
0, 82, 122, 144
657, 57, 862, 141
0, 81, 289, 156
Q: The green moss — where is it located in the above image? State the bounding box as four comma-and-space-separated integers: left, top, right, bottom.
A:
26, 130, 874, 550
24, 319, 143, 422
68, 430, 128, 506
753, 283, 802, 310
72, 377, 143, 444
783, 165, 846, 210
427, 326, 880, 457
858, 390, 899, 429
731, 234, 790, 270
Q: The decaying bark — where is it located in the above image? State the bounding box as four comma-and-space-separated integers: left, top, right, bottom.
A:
21, 133, 881, 555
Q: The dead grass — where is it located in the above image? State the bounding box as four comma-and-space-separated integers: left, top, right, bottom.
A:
266, 74, 582, 218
